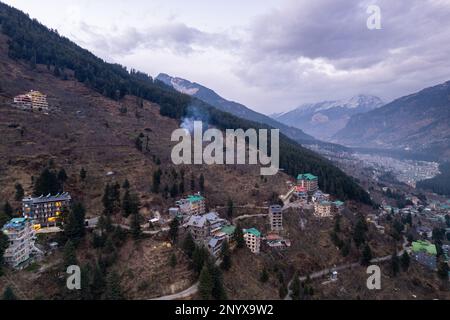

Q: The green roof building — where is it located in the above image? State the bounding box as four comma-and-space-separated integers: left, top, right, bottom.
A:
412, 240, 437, 256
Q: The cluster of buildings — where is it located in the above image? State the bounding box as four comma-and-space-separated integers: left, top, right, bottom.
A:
294, 173, 345, 218
2, 193, 72, 269
13, 90, 49, 112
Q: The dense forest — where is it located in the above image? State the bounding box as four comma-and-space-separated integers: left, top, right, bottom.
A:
0, 3, 371, 204
417, 163, 450, 196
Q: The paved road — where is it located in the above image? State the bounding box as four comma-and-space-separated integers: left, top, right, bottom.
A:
151, 282, 199, 300
232, 214, 268, 224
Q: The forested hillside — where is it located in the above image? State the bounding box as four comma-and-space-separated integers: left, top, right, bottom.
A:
0, 2, 371, 204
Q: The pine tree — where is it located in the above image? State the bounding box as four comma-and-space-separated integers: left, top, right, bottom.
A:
63, 240, 77, 268
130, 213, 141, 240
152, 169, 162, 193
121, 189, 133, 217
199, 174, 205, 192
169, 252, 177, 268
14, 183, 24, 201
260, 268, 269, 283
391, 252, 400, 276
122, 179, 130, 190
57, 168, 68, 185
0, 232, 9, 276
361, 244, 372, 266
63, 203, 86, 245
401, 251, 410, 271
437, 260, 449, 281
290, 273, 301, 300
183, 233, 196, 258
104, 271, 123, 300
226, 198, 234, 219
3, 202, 13, 218
198, 265, 213, 300
79, 168, 87, 181
234, 225, 245, 249
220, 241, 231, 271
210, 263, 227, 300
192, 246, 209, 274
2, 287, 17, 300
169, 218, 180, 243
33, 168, 61, 196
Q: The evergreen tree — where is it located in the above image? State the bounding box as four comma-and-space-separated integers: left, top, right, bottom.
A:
391, 252, 400, 276
169, 252, 177, 268
121, 189, 134, 217
33, 168, 61, 196
130, 213, 141, 240
220, 241, 231, 271
198, 265, 213, 300
401, 251, 410, 271
199, 174, 205, 192
437, 260, 450, 281
0, 232, 9, 276
210, 263, 227, 300
63, 203, 86, 245
170, 183, 179, 198
79, 168, 87, 181
63, 240, 77, 268
234, 225, 245, 249
290, 273, 301, 300
260, 268, 269, 283
3, 202, 13, 218
190, 174, 195, 191
361, 244, 373, 266
57, 168, 68, 185
182, 233, 196, 258
122, 179, 130, 190
152, 169, 162, 193
14, 183, 24, 201
192, 246, 209, 274
168, 218, 180, 243
353, 215, 368, 247
226, 198, 234, 219
2, 287, 17, 300
104, 271, 123, 300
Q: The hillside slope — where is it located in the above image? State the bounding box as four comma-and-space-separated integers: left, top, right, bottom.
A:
334, 81, 450, 161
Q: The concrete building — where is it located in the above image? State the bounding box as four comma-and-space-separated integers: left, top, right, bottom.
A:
2, 218, 35, 269
269, 205, 283, 232
243, 228, 261, 254
185, 212, 227, 242
13, 90, 49, 111
297, 173, 319, 193
176, 194, 206, 216
314, 201, 333, 218
22, 193, 71, 227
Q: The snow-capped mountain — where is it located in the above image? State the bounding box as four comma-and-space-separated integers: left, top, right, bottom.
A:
271, 95, 384, 140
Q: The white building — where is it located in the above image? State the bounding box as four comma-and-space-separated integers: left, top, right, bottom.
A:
2, 218, 36, 269
243, 228, 261, 254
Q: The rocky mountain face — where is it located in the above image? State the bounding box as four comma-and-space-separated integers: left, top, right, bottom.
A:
271, 95, 384, 140
333, 82, 450, 161
156, 73, 316, 144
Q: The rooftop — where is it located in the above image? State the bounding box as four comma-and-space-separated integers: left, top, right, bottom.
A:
220, 225, 236, 236
412, 240, 437, 255
244, 228, 261, 237
297, 173, 318, 181
187, 195, 205, 203
23, 192, 71, 204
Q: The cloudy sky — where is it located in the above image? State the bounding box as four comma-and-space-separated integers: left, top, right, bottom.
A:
4, 0, 450, 114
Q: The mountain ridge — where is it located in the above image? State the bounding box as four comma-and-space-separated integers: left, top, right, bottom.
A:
271, 94, 384, 140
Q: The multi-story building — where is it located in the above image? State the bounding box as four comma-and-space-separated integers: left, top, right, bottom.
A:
269, 205, 283, 232
185, 212, 228, 242
22, 193, 71, 227
13, 94, 33, 110
314, 201, 333, 218
243, 228, 261, 254
176, 194, 206, 216
297, 173, 319, 193
13, 90, 49, 111
2, 218, 35, 269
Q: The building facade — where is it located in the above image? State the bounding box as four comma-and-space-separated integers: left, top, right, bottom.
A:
243, 228, 261, 254
269, 205, 283, 232
297, 173, 319, 193
22, 193, 71, 227
176, 194, 206, 216
2, 218, 35, 269
185, 212, 228, 242
13, 90, 49, 111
